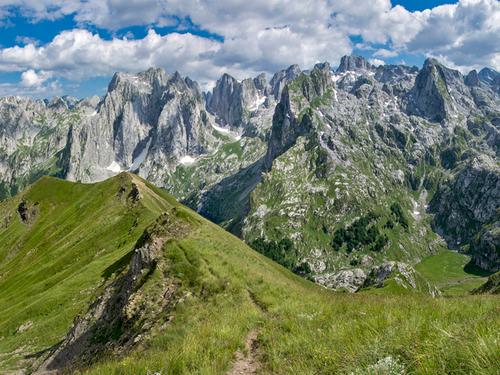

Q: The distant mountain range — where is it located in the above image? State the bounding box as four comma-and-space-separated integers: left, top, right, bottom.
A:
0, 55, 498, 291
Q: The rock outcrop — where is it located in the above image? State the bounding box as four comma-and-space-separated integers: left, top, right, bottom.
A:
472, 271, 500, 294
37, 210, 189, 372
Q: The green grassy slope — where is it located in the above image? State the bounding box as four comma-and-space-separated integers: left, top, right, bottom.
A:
415, 250, 491, 296
0, 174, 498, 374
0, 174, 170, 370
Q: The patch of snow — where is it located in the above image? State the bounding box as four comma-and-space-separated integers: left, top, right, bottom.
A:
212, 123, 231, 134
129, 138, 152, 171
212, 123, 242, 140
179, 155, 196, 165
106, 161, 122, 173
248, 95, 266, 111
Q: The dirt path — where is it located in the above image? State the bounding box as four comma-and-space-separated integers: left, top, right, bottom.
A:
226, 330, 261, 375
226, 289, 267, 374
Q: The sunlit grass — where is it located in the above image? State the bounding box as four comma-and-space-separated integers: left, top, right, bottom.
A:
0, 174, 498, 374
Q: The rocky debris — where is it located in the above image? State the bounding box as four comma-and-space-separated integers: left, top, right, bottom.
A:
17, 200, 38, 224
16, 321, 33, 333
314, 261, 425, 293
36, 211, 190, 373
363, 261, 417, 289
472, 271, 500, 294
315, 269, 367, 292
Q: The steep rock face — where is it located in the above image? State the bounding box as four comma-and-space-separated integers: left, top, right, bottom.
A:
0, 96, 86, 196
269, 64, 301, 100
336, 55, 374, 73
469, 224, 500, 273
430, 156, 499, 246
207, 73, 244, 127
429, 154, 499, 273
64, 68, 216, 184
207, 73, 271, 129
265, 62, 334, 165
406, 58, 475, 122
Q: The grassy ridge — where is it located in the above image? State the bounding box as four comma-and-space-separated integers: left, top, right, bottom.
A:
0, 174, 165, 370
88, 220, 499, 374
0, 174, 498, 374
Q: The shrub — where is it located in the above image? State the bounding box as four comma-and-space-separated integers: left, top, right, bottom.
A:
331, 212, 387, 252
250, 238, 297, 270
390, 202, 409, 229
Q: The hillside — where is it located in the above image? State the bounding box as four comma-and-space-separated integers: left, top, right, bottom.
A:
0, 174, 498, 374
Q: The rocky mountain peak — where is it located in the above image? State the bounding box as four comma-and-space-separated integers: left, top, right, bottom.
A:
313, 62, 331, 73
207, 71, 272, 128
253, 73, 269, 93
0, 56, 499, 288
374, 64, 419, 84
270, 64, 302, 99
336, 55, 374, 73
478, 67, 499, 85
478, 67, 500, 94
406, 57, 474, 122
465, 69, 480, 86
45, 97, 69, 112
108, 68, 168, 95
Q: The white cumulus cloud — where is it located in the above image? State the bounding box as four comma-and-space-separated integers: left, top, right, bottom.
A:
20, 69, 51, 87
0, 0, 498, 96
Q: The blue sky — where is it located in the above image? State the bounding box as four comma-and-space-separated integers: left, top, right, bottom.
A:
0, 0, 498, 98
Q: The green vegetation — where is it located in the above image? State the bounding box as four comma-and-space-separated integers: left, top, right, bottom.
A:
250, 237, 299, 271
0, 175, 498, 374
390, 202, 409, 230
415, 250, 491, 296
331, 212, 389, 253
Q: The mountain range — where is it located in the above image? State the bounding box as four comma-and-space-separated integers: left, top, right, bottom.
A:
0, 55, 498, 293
